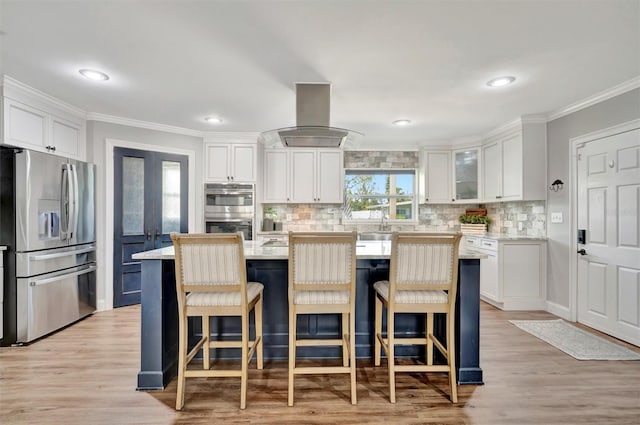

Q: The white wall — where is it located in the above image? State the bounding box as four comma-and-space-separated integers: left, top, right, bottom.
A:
86, 121, 204, 311
546, 88, 640, 314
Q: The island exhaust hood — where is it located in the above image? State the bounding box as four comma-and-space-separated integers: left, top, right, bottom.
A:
260, 83, 363, 148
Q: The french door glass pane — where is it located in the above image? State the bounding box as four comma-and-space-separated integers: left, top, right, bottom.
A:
122, 156, 144, 236
162, 160, 181, 233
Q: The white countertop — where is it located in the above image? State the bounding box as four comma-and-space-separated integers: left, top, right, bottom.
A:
132, 240, 486, 261
464, 233, 547, 241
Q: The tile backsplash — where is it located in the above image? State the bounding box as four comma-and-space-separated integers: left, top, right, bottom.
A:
260, 201, 546, 237
344, 151, 418, 169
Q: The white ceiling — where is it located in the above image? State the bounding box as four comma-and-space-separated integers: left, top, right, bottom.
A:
1, 1, 639, 148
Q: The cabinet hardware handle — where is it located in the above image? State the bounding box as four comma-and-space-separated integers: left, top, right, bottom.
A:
452, 198, 455, 202
230, 176, 234, 180
155, 229, 161, 239
425, 198, 429, 202
51, 146, 56, 151
577, 249, 587, 256
496, 195, 502, 199
147, 229, 152, 241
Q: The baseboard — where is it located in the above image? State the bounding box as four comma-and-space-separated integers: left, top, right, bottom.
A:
546, 300, 571, 320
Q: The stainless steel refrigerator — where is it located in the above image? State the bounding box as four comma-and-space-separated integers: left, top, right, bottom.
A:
0, 148, 96, 345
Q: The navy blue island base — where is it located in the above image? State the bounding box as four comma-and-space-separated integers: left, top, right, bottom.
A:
136, 257, 483, 390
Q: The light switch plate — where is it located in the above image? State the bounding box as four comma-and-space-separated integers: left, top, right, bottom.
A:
551, 212, 563, 223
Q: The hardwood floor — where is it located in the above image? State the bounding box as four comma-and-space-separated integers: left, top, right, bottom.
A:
1, 302, 639, 424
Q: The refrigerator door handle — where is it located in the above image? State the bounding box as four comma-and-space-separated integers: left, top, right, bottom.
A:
29, 265, 97, 286
69, 164, 79, 240
30, 245, 96, 261
60, 164, 70, 240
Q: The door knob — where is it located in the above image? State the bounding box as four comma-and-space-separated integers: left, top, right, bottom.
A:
577, 249, 587, 256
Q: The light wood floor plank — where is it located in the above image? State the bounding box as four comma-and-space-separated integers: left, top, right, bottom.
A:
1, 303, 639, 424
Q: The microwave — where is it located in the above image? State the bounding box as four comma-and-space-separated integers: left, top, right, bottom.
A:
204, 183, 254, 219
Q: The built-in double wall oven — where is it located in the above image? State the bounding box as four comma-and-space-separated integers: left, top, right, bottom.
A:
204, 183, 254, 240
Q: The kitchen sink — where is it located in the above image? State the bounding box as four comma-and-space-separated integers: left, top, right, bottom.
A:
261, 239, 288, 247
357, 232, 393, 241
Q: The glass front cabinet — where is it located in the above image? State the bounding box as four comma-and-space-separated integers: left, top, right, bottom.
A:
453, 148, 480, 202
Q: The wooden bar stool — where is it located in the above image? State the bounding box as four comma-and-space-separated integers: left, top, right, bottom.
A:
287, 231, 358, 406
171, 233, 263, 410
373, 232, 462, 403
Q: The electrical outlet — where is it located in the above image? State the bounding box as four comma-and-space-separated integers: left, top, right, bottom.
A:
551, 212, 563, 223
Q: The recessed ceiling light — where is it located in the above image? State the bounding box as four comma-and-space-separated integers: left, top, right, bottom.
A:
487, 76, 515, 87
393, 119, 411, 126
205, 116, 223, 124
79, 69, 109, 81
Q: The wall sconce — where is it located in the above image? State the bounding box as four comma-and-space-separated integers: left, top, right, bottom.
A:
549, 179, 564, 192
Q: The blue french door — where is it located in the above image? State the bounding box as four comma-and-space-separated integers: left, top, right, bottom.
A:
113, 147, 188, 307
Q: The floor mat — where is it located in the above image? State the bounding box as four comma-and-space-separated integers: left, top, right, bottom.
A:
509, 319, 640, 360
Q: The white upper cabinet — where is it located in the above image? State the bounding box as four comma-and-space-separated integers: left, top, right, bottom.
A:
263, 149, 289, 202
1, 78, 86, 160
263, 148, 343, 204
419, 150, 452, 203
204, 139, 257, 182
481, 120, 546, 202
51, 114, 83, 158
452, 147, 481, 202
315, 150, 343, 203
290, 150, 316, 203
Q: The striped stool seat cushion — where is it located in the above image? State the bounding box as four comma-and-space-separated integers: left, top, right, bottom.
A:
294, 290, 350, 305
186, 282, 264, 306
373, 281, 448, 304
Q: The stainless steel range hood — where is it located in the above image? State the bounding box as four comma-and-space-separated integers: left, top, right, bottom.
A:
260, 83, 362, 148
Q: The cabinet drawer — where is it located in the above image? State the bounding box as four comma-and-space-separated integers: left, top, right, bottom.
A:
479, 238, 498, 251
464, 236, 480, 248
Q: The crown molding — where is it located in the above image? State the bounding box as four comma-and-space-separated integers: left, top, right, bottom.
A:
2, 75, 87, 118
547, 75, 640, 121
202, 131, 260, 140
521, 114, 548, 124
85, 112, 204, 137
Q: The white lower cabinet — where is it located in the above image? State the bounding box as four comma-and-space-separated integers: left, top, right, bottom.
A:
466, 236, 547, 310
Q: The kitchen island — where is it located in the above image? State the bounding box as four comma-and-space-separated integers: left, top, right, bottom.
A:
132, 240, 485, 390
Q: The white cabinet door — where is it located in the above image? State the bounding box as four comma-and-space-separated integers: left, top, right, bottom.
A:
453, 148, 480, 202
290, 150, 315, 203
480, 252, 500, 302
51, 115, 81, 158
263, 150, 289, 202
482, 141, 501, 201
205, 144, 231, 182
424, 151, 451, 203
3, 98, 47, 150
316, 150, 343, 203
231, 144, 256, 182
501, 133, 522, 200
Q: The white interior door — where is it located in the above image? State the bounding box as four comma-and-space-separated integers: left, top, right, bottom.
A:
577, 127, 640, 346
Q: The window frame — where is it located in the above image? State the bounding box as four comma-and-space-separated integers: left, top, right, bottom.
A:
342, 168, 419, 224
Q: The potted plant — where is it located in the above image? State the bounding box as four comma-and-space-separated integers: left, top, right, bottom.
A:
458, 214, 491, 234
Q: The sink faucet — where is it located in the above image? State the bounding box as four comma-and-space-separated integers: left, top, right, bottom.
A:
379, 214, 390, 231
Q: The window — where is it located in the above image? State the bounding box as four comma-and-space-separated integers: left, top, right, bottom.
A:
344, 170, 416, 221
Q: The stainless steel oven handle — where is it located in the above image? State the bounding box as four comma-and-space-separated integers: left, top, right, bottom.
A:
205, 219, 251, 223
30, 246, 96, 261
205, 190, 254, 195
29, 265, 97, 286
